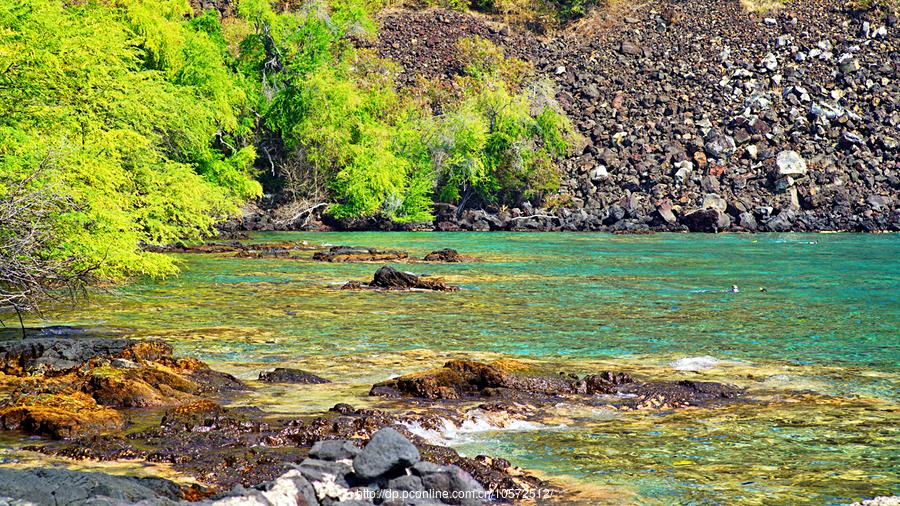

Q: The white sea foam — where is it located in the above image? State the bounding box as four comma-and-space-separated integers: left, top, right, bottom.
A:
400, 409, 556, 447
671, 355, 722, 371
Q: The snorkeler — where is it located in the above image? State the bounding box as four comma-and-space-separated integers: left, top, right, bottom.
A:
730, 285, 740, 293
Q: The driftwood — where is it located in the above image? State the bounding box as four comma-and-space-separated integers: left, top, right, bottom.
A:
0, 164, 93, 322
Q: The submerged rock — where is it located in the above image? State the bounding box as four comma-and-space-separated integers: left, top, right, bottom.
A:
313, 246, 409, 262
146, 240, 320, 257
422, 248, 480, 262
342, 266, 459, 292
258, 368, 331, 384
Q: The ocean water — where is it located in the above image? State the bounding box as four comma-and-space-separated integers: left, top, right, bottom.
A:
14, 232, 900, 504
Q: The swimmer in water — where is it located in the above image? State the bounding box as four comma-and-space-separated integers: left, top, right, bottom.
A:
730, 285, 740, 293
759, 287, 768, 292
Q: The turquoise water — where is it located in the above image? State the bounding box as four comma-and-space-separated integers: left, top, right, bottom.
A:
21, 232, 900, 504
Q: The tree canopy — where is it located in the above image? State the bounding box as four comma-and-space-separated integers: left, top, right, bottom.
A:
0, 0, 575, 310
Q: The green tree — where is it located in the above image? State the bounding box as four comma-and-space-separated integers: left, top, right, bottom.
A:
0, 0, 260, 297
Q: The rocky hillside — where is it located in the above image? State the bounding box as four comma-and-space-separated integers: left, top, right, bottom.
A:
363, 0, 898, 232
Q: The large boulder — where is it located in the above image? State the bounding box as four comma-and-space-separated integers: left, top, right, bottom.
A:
353, 427, 421, 480
682, 208, 731, 232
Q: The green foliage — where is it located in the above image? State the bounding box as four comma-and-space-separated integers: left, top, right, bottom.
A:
0, 0, 260, 284
2, 0, 576, 304
427, 37, 574, 208
249, 14, 572, 219
248, 0, 433, 222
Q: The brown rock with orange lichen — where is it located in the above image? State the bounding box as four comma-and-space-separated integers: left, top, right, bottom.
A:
0, 391, 124, 438
85, 367, 200, 408
0, 332, 247, 438
158, 356, 209, 371
118, 341, 174, 363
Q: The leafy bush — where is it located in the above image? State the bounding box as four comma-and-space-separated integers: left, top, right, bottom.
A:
0, 0, 260, 293
427, 37, 574, 210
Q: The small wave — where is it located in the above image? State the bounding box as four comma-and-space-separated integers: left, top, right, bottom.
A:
401, 409, 553, 447
671, 356, 722, 371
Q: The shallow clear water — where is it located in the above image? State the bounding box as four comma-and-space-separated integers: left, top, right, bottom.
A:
13, 232, 900, 504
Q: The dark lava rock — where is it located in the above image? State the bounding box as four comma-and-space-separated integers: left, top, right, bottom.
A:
371, 359, 742, 410
0, 334, 169, 375
310, 439, 362, 461
418, 464, 486, 506
342, 266, 459, 292
370, 359, 623, 401
146, 240, 320, 257
0, 468, 182, 505
422, 249, 479, 262
682, 208, 732, 232
259, 367, 331, 384
353, 427, 421, 480
313, 246, 409, 262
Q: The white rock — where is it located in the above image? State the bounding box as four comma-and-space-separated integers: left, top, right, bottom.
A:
590, 166, 609, 181
747, 145, 759, 160
702, 194, 728, 212
674, 161, 694, 183
776, 150, 808, 176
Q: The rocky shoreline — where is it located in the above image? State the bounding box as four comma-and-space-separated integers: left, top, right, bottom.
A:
0, 328, 751, 505
235, 0, 898, 234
